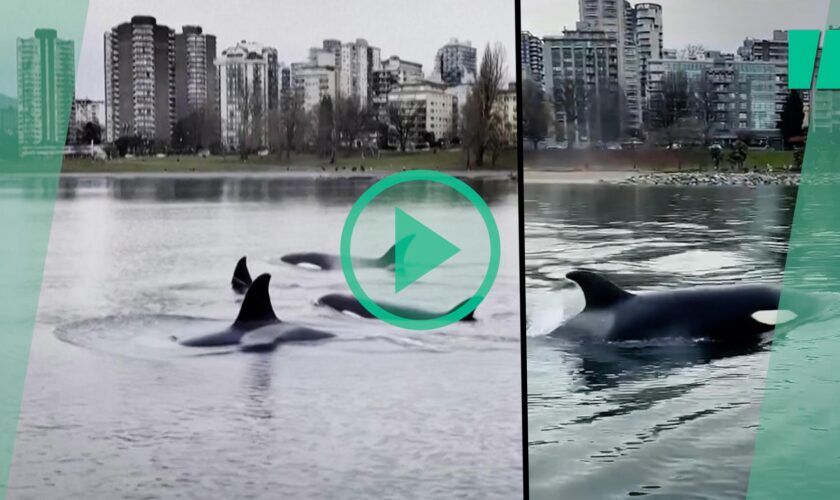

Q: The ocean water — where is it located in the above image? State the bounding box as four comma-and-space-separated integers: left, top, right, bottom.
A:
525, 183, 799, 500
5, 174, 523, 500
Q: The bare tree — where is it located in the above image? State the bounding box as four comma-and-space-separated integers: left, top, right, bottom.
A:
487, 112, 507, 165
556, 78, 580, 148
277, 88, 306, 160
692, 74, 717, 145
462, 43, 506, 167
585, 84, 622, 145
651, 71, 692, 146
523, 79, 549, 150
679, 44, 708, 60
335, 97, 370, 155
315, 95, 336, 163
236, 73, 265, 159
386, 101, 416, 152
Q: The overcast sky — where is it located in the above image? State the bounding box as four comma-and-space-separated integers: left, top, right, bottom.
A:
71, 0, 515, 100
522, 0, 829, 52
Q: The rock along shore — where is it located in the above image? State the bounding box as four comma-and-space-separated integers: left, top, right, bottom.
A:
609, 171, 801, 187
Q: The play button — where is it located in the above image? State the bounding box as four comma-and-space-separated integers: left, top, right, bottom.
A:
394, 208, 460, 293
340, 170, 501, 330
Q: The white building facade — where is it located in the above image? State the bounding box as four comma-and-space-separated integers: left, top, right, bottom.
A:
387, 81, 456, 145
371, 56, 424, 110
338, 39, 381, 108
217, 41, 278, 151
17, 29, 75, 151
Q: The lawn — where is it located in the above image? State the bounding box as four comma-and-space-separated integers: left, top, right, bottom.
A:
524, 148, 797, 172
57, 149, 518, 174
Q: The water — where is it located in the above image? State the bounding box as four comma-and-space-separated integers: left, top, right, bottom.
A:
6, 174, 522, 499
525, 183, 798, 500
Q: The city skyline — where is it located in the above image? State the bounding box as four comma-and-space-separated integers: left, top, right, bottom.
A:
522, 0, 829, 53
68, 0, 516, 101
521, 0, 828, 148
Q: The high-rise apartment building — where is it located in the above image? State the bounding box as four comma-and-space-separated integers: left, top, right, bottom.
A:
16, 28, 75, 152
216, 41, 279, 150
622, 0, 642, 133
104, 16, 175, 144
579, 0, 623, 33
387, 81, 456, 145
738, 30, 790, 128
279, 64, 291, 95
371, 56, 424, 110
434, 38, 477, 85
174, 26, 218, 122
543, 30, 622, 146
634, 2, 662, 99
647, 57, 777, 138
520, 31, 545, 86
322, 39, 342, 69
577, 0, 641, 134
291, 48, 337, 111
337, 39, 380, 108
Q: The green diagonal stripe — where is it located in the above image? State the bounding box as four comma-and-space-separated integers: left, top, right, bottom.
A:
0, 1, 88, 497
788, 30, 820, 90
747, 3, 840, 497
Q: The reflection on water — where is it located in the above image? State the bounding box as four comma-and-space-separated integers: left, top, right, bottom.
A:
526, 184, 797, 500
6, 174, 522, 500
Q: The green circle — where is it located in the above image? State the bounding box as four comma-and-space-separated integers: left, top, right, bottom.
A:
340, 170, 501, 330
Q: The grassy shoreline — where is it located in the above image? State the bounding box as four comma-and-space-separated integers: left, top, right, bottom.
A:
56, 149, 517, 174
524, 149, 797, 172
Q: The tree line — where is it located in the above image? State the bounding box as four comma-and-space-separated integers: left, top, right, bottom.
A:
523, 69, 809, 155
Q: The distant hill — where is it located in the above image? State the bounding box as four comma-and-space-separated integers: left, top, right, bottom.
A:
0, 94, 16, 109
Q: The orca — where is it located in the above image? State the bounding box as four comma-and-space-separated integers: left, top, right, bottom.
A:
280, 244, 395, 271
178, 273, 334, 352
316, 293, 477, 322
231, 256, 252, 294
549, 270, 813, 344
230, 258, 476, 322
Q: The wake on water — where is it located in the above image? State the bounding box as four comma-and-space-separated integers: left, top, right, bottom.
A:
53, 310, 517, 360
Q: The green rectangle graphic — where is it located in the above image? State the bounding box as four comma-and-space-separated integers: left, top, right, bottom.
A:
0, 1, 88, 498
748, 0, 840, 497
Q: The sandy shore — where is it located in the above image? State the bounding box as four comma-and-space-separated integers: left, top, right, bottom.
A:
524, 169, 637, 184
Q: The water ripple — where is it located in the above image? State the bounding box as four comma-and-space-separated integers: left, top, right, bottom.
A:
526, 184, 796, 500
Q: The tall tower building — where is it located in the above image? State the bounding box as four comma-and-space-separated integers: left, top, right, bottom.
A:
434, 38, 478, 85
623, 1, 642, 133
579, 0, 624, 33
337, 39, 380, 108
322, 39, 342, 68
216, 41, 279, 151
291, 48, 337, 111
104, 16, 175, 144
577, 0, 641, 134
544, 30, 622, 146
634, 2, 663, 99
174, 26, 218, 122
520, 31, 545, 87
16, 29, 75, 152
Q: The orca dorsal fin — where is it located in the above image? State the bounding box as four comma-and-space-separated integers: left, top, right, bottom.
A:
232, 256, 253, 294
234, 273, 278, 325
449, 299, 477, 321
566, 270, 633, 310
377, 244, 396, 266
